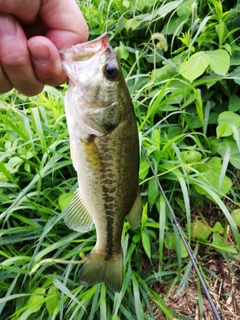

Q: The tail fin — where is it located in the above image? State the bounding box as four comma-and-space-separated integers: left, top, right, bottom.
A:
79, 248, 123, 292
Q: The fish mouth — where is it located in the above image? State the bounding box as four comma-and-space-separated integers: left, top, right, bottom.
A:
59, 33, 109, 62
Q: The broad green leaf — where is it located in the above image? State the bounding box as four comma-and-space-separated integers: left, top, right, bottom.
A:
133, 233, 141, 243
229, 95, 240, 112
164, 233, 188, 258
137, 0, 156, 10
125, 18, 143, 31
162, 16, 186, 35
27, 287, 46, 313
216, 111, 240, 138
180, 52, 210, 82
148, 177, 159, 210
177, 0, 195, 17
115, 42, 129, 61
156, 0, 183, 19
194, 157, 232, 199
58, 192, 74, 211
141, 202, 148, 225
212, 233, 237, 254
232, 209, 240, 227
213, 222, 224, 234
123, 0, 130, 9
206, 50, 230, 75
139, 158, 149, 180
181, 150, 202, 164
141, 228, 151, 259
231, 66, 240, 84
5, 157, 23, 174
224, 143, 240, 169
191, 220, 211, 240
46, 286, 60, 315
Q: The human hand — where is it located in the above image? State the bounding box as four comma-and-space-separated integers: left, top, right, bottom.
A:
0, 0, 88, 96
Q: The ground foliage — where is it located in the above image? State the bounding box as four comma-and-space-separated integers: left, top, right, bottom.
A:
1, 0, 240, 319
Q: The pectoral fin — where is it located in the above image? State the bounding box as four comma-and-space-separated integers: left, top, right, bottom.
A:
127, 189, 142, 229
64, 189, 93, 232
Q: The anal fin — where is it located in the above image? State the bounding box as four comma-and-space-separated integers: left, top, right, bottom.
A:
64, 189, 93, 233
127, 189, 142, 229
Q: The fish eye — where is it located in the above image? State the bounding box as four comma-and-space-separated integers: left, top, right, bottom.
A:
103, 64, 119, 81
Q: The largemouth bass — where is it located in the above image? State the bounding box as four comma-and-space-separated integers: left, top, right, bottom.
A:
60, 33, 142, 292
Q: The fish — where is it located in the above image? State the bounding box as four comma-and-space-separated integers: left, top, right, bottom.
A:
60, 33, 142, 292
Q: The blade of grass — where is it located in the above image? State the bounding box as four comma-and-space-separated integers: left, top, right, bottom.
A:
197, 278, 204, 318
132, 272, 144, 320
99, 285, 107, 320
159, 194, 166, 277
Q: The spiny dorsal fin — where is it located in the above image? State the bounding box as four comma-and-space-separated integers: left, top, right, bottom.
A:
64, 189, 93, 232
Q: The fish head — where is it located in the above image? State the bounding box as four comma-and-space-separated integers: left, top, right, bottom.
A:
60, 33, 123, 110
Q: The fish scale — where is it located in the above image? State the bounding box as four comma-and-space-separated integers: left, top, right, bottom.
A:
60, 33, 142, 292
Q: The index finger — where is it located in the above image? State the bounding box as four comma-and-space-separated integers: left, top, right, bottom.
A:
0, 0, 40, 24
39, 0, 89, 49
0, 14, 43, 95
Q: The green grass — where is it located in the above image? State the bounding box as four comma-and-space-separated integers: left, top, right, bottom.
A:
1, 0, 240, 319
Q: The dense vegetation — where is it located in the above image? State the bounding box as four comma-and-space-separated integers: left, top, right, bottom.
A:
0, 0, 240, 319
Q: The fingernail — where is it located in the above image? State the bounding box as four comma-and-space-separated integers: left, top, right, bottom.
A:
0, 15, 17, 39
30, 42, 50, 65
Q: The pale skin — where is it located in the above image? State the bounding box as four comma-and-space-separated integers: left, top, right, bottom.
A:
0, 0, 89, 96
